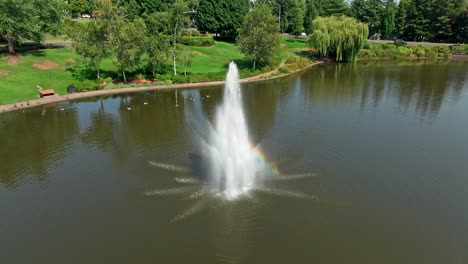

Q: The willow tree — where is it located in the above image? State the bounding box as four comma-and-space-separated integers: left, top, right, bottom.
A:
308, 16, 368, 62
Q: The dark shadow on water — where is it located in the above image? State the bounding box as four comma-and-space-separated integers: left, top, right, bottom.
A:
188, 152, 210, 181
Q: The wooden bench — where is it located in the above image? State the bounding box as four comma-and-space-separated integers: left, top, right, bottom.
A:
39, 89, 55, 98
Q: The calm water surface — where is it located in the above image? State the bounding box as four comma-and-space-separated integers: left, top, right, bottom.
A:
1, 61, 468, 264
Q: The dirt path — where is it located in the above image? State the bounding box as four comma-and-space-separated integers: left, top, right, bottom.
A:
0, 61, 323, 113
243, 62, 286, 81
7, 54, 20, 65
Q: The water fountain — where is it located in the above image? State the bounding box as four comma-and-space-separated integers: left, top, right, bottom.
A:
205, 62, 262, 199
146, 61, 318, 217
145, 62, 318, 221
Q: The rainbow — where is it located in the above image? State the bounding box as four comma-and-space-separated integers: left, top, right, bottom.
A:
250, 143, 280, 177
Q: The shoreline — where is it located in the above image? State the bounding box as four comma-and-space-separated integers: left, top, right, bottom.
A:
0, 60, 323, 113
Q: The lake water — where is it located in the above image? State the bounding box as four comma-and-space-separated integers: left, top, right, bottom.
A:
1, 61, 468, 264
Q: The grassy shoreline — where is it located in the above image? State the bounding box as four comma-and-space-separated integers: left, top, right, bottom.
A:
1, 37, 466, 109
0, 37, 311, 106
0, 59, 322, 113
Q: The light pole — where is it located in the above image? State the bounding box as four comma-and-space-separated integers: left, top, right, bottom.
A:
173, 9, 197, 76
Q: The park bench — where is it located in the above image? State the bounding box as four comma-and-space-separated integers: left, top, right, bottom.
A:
40, 89, 55, 98
37, 86, 55, 98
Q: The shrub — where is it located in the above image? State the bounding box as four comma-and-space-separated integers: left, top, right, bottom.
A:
181, 29, 201, 37
397, 46, 412, 57
286, 55, 300, 63
358, 49, 376, 59
381, 43, 396, 49
450, 44, 468, 54
372, 47, 386, 58
172, 74, 188, 83
416, 50, 426, 57
74, 80, 100, 92
103, 77, 113, 83
135, 73, 146, 79
105, 83, 118, 89
432, 45, 450, 54
278, 65, 290, 74
426, 49, 438, 58
363, 40, 371, 49
179, 36, 215, 47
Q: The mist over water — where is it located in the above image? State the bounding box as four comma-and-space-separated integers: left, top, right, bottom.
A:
186, 62, 263, 199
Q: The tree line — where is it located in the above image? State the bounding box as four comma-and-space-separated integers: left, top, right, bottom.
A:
66, 0, 467, 43
63, 0, 283, 82
65, 0, 198, 82
1, 0, 466, 86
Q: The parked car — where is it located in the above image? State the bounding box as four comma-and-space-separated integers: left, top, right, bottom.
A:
394, 39, 407, 45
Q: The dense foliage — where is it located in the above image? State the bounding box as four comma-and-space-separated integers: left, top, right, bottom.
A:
0, 0, 64, 53
237, 3, 281, 70
196, 0, 250, 39
179, 35, 215, 46
269, 0, 468, 42
67, 0, 96, 17
3, 0, 466, 96
303, 0, 318, 35
358, 43, 467, 59
308, 16, 369, 62
64, 19, 109, 79
393, 0, 467, 42
65, 0, 192, 82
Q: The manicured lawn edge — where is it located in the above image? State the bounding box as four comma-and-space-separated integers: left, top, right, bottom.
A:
0, 60, 323, 113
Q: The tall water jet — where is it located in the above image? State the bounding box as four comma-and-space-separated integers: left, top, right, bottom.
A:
207, 62, 261, 199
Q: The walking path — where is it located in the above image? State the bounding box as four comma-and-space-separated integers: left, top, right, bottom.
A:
0, 61, 323, 113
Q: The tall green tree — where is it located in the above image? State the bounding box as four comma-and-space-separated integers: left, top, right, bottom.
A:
410, 0, 431, 41
67, 0, 96, 17
276, 0, 307, 34
196, 0, 250, 39
0, 0, 65, 54
431, 0, 465, 42
308, 16, 368, 62
452, 3, 468, 43
395, 0, 410, 37
381, 0, 396, 39
237, 3, 281, 70
144, 11, 171, 76
349, 0, 384, 37
317, 0, 348, 16
98, 0, 146, 82
304, 0, 318, 35
114, 18, 146, 82
395, 0, 467, 42
288, 0, 306, 36
65, 19, 110, 79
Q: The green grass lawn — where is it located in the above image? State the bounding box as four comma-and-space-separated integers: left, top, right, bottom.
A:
184, 37, 309, 73
0, 48, 79, 105
278, 37, 310, 60
185, 41, 245, 73
0, 37, 310, 105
